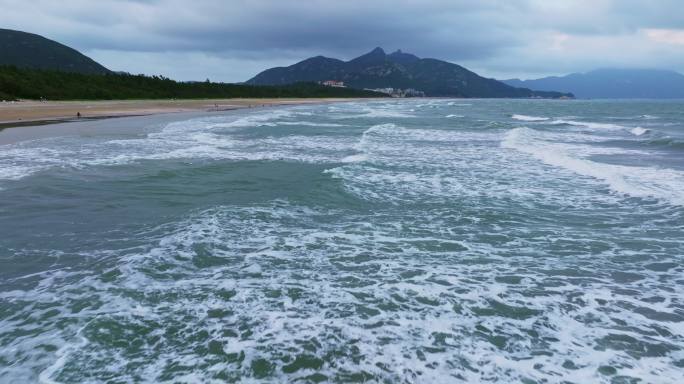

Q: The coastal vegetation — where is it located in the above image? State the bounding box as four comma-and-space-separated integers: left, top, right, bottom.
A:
0, 65, 384, 101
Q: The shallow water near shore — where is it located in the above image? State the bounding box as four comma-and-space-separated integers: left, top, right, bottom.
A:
0, 99, 683, 383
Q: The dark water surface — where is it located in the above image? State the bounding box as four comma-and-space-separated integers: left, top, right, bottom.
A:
0, 100, 683, 383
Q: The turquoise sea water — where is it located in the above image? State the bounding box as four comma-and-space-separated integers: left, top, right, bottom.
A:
0, 99, 683, 383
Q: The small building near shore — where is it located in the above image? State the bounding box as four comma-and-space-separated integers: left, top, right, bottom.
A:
321, 80, 346, 88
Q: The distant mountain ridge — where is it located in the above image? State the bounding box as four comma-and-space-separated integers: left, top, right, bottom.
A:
504, 69, 684, 99
247, 48, 572, 98
0, 28, 110, 75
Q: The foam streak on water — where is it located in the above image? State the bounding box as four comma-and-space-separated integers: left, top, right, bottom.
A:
0, 99, 683, 383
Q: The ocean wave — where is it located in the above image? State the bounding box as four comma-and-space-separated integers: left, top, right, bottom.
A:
329, 124, 553, 203
646, 136, 684, 150
0, 145, 70, 182
329, 103, 417, 119
358, 107, 416, 118
415, 102, 440, 108
277, 121, 347, 127
206, 109, 296, 128
607, 114, 660, 121
4, 100, 684, 383
550, 119, 625, 130
512, 114, 549, 122
502, 127, 684, 206
340, 153, 368, 163
6, 201, 682, 383
355, 123, 498, 156
630, 127, 650, 136
0, 113, 364, 183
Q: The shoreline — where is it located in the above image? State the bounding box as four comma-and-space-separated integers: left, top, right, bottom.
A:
0, 98, 377, 146
0, 98, 366, 130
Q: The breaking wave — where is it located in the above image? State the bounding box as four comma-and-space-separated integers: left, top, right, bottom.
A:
511, 114, 549, 122
502, 127, 684, 206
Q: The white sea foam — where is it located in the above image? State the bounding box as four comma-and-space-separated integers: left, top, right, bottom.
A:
5, 200, 683, 383
277, 121, 347, 127
329, 101, 418, 118
359, 107, 415, 118
608, 114, 660, 121
327, 123, 573, 204
550, 119, 625, 130
3, 100, 684, 384
630, 127, 650, 136
0, 109, 365, 184
446, 114, 464, 118
340, 153, 368, 163
206, 109, 296, 128
511, 114, 549, 122
502, 127, 684, 206
358, 123, 496, 146
0, 163, 48, 181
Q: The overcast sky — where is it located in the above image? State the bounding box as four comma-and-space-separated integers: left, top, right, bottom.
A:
2, 0, 683, 82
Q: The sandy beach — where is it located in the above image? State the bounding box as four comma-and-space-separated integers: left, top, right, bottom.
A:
0, 98, 358, 128
0, 98, 372, 145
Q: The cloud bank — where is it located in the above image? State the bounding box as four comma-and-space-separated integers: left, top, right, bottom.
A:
1, 0, 682, 81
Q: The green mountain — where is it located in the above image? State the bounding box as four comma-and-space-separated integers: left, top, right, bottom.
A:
246, 47, 572, 98
0, 28, 110, 74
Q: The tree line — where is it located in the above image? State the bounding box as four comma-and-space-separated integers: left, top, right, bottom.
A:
0, 66, 384, 101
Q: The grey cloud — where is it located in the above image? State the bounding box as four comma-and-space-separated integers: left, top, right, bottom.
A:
1, 0, 682, 81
